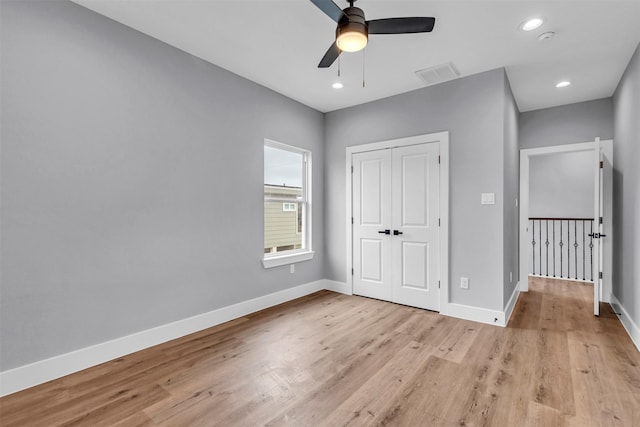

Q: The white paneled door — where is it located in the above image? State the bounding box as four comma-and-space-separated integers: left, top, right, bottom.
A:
352, 149, 393, 302
352, 143, 440, 311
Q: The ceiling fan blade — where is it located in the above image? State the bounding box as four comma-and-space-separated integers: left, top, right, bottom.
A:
309, 0, 348, 23
318, 41, 341, 68
367, 17, 436, 34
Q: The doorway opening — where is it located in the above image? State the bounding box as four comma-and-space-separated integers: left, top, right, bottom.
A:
519, 139, 613, 316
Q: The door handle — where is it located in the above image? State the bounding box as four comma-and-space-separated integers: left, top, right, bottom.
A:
378, 229, 391, 235
588, 233, 607, 239
393, 230, 403, 236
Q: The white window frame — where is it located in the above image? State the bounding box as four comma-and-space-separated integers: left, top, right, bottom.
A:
263, 139, 314, 268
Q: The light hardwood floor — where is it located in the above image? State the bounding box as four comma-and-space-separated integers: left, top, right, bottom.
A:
1, 277, 639, 426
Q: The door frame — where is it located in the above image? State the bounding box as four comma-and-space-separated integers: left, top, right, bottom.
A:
346, 131, 450, 313
518, 139, 613, 302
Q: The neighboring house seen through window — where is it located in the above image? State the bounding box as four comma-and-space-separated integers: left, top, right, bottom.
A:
263, 140, 313, 268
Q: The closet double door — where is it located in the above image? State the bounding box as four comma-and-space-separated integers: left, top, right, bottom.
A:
352, 143, 440, 311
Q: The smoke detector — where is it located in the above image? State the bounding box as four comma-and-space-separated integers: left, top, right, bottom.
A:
538, 31, 555, 41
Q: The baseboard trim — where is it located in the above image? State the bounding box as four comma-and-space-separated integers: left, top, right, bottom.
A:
0, 279, 331, 397
323, 280, 351, 295
610, 293, 640, 352
504, 282, 521, 326
445, 302, 506, 327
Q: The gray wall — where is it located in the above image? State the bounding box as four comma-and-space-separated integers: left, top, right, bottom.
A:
612, 42, 640, 331
520, 98, 613, 149
529, 151, 594, 218
0, 1, 325, 370
325, 69, 511, 311
502, 72, 519, 306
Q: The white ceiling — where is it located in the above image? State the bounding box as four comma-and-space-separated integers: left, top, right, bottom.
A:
72, 0, 640, 113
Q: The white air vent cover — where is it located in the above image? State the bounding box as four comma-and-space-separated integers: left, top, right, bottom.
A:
415, 62, 460, 86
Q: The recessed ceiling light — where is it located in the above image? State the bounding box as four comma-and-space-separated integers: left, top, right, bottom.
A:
520, 17, 544, 31
555, 81, 571, 88
332, 82, 344, 89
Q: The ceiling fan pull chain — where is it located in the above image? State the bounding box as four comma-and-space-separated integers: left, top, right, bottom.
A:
362, 48, 366, 88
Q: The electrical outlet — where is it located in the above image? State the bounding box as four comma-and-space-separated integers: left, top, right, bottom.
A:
460, 277, 469, 289
290, 264, 295, 274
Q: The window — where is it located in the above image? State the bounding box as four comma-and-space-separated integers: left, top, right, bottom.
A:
263, 140, 313, 268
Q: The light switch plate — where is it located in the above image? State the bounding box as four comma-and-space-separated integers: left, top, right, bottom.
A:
481, 193, 495, 205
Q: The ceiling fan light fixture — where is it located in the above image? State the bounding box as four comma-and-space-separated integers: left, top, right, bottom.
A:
336, 26, 368, 52
312, 0, 435, 68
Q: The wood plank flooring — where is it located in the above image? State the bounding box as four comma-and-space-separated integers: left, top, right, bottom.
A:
1, 277, 639, 426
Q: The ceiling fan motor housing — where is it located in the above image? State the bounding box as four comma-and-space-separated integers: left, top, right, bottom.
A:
312, 0, 436, 67
336, 6, 368, 50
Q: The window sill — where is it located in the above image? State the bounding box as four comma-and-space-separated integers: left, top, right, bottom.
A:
262, 251, 315, 268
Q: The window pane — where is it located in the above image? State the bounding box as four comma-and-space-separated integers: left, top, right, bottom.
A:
264, 201, 304, 254
264, 146, 302, 187
264, 142, 309, 258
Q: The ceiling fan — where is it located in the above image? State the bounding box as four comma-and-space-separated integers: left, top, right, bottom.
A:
310, 0, 436, 68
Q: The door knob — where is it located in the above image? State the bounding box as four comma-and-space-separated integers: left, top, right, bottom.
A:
378, 229, 391, 235
393, 230, 403, 235
588, 233, 607, 239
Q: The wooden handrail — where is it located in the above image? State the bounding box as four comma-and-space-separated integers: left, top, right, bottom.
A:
528, 217, 593, 221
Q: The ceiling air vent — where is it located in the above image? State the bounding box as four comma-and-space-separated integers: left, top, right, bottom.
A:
415, 62, 460, 86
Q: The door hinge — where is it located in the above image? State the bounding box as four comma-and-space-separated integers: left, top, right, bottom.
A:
351, 217, 354, 224
438, 155, 441, 164
438, 280, 440, 289
438, 218, 441, 227
600, 161, 604, 169
351, 268, 354, 275
351, 165, 354, 173
599, 272, 603, 279
600, 217, 603, 224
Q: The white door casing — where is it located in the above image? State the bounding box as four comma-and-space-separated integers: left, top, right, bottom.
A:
346, 131, 449, 313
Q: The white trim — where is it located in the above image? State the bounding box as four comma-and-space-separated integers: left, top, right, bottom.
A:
519, 139, 613, 296
1, 279, 333, 397
263, 139, 312, 267
445, 303, 507, 327
519, 150, 530, 292
262, 250, 314, 268
323, 280, 352, 295
610, 294, 640, 352
504, 282, 521, 326
440, 135, 450, 314
345, 131, 450, 313
521, 141, 596, 156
